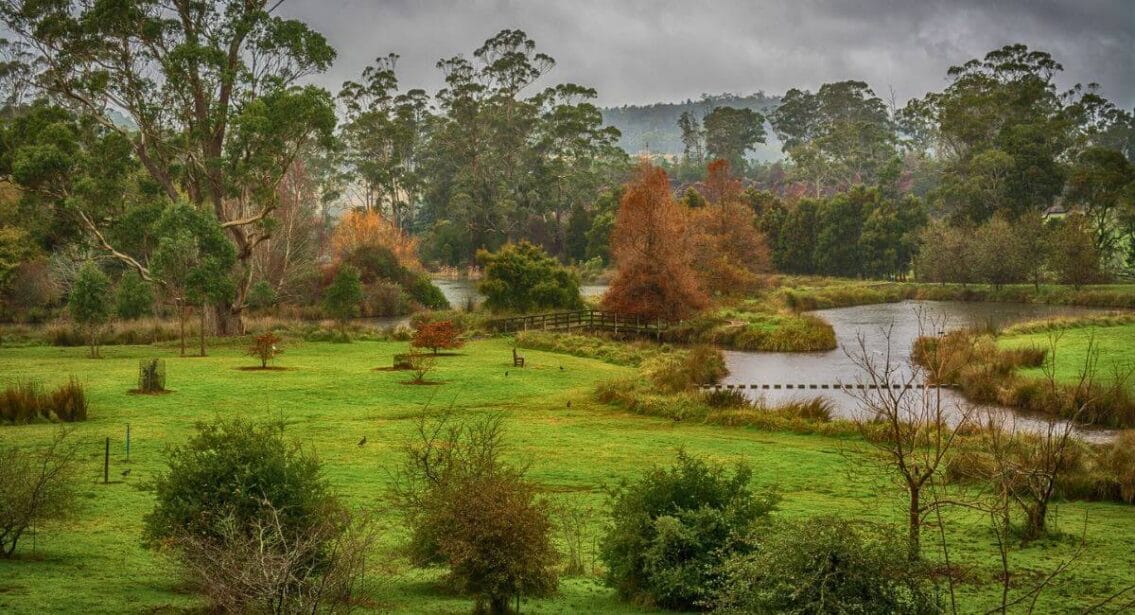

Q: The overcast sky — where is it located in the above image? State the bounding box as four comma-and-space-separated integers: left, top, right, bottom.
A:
280, 0, 1134, 109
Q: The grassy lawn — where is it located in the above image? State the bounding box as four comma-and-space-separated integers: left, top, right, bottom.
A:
1000, 322, 1135, 390
1, 337, 1134, 613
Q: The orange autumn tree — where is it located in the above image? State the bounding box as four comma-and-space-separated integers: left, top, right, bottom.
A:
602, 163, 707, 321
331, 209, 422, 270
688, 159, 772, 296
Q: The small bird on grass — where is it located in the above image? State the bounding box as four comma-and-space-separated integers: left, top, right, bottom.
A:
357, 436, 367, 447
566, 400, 572, 408
121, 469, 131, 478
505, 371, 509, 377
559, 365, 564, 371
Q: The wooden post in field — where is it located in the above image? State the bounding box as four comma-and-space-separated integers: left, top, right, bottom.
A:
103, 437, 110, 484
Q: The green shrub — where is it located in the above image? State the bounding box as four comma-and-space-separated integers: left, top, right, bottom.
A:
712, 516, 940, 614
396, 413, 558, 614
115, 270, 154, 320
144, 419, 369, 612
144, 419, 333, 547
477, 241, 583, 313
600, 451, 777, 610
246, 280, 277, 312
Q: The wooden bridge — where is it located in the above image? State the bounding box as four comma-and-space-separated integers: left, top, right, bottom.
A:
487, 310, 671, 339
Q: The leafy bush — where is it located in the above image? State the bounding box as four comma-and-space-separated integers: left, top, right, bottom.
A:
712, 516, 940, 614
477, 241, 583, 313
396, 413, 558, 613
411, 320, 464, 354
145, 419, 333, 546
115, 270, 154, 320
322, 265, 364, 325
69, 262, 112, 357
144, 419, 366, 612
246, 280, 277, 312
600, 451, 777, 610
0, 430, 78, 558
246, 332, 283, 368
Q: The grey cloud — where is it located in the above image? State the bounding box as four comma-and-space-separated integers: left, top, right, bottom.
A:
280, 0, 1134, 108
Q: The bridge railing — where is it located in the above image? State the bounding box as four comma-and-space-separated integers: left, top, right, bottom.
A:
487, 310, 671, 338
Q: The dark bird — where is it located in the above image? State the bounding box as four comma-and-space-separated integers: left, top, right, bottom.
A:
121, 469, 131, 478
357, 436, 367, 447
505, 371, 509, 377
559, 365, 564, 371
566, 400, 572, 408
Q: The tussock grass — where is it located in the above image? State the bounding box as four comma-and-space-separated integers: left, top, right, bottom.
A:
0, 377, 88, 423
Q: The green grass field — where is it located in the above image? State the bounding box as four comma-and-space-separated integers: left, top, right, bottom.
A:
2, 338, 1134, 613
1000, 322, 1135, 390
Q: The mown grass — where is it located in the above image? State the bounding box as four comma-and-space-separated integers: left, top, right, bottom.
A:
1000, 322, 1135, 394
0, 338, 1134, 613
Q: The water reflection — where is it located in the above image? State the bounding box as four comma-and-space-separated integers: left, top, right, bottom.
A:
721, 300, 1124, 440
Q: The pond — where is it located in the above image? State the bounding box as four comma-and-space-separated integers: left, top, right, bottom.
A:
432, 278, 609, 309
721, 300, 1126, 440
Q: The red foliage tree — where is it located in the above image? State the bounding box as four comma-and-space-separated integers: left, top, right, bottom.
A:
688, 160, 772, 295
411, 321, 465, 354
246, 332, 283, 368
602, 163, 707, 321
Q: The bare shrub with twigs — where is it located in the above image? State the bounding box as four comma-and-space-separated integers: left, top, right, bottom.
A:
0, 429, 79, 558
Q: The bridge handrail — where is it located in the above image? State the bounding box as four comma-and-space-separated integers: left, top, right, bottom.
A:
486, 309, 671, 333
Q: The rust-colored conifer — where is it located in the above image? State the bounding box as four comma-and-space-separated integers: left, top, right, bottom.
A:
602, 162, 707, 321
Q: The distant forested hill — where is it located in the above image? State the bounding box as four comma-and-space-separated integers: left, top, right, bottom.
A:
601, 92, 784, 161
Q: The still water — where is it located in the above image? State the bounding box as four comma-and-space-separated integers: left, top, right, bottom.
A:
432, 278, 608, 309
721, 301, 1125, 439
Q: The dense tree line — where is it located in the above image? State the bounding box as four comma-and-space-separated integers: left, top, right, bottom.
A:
1, 0, 1133, 337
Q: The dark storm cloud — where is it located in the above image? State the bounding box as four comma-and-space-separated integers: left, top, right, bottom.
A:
280, 0, 1135, 107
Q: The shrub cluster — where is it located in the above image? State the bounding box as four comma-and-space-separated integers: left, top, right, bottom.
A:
1, 378, 88, 423
145, 419, 371, 613
600, 452, 777, 610
712, 516, 940, 614
948, 429, 1135, 505
396, 413, 558, 614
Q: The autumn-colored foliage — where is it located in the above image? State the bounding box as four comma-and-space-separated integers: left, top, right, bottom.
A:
602, 163, 707, 321
246, 332, 283, 368
331, 209, 422, 270
411, 320, 465, 354
688, 160, 772, 295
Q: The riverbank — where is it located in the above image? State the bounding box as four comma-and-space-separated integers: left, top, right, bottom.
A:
908, 315, 1135, 428
765, 276, 1135, 312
